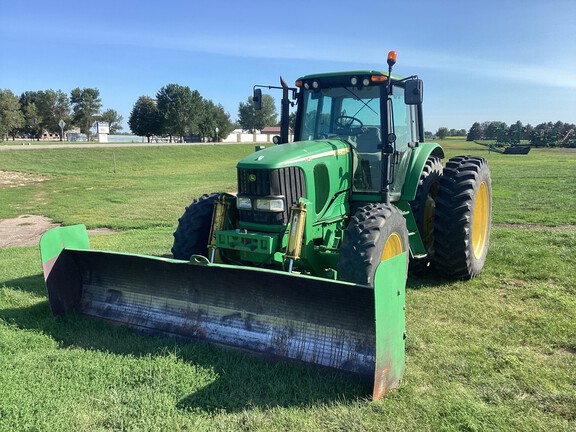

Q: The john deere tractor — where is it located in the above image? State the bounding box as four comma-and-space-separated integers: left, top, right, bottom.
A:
172, 52, 492, 283
40, 52, 491, 399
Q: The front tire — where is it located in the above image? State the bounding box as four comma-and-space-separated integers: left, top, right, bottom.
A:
171, 193, 219, 260
338, 203, 409, 286
434, 156, 492, 279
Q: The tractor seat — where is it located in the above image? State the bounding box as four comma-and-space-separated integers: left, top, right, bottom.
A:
356, 127, 382, 152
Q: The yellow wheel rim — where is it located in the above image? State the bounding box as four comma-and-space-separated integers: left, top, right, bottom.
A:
472, 182, 489, 259
422, 195, 436, 249
381, 232, 403, 261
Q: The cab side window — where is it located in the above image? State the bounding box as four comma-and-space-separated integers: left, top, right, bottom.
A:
391, 86, 417, 150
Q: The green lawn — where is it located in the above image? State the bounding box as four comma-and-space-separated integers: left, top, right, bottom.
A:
0, 145, 254, 228
1, 141, 575, 431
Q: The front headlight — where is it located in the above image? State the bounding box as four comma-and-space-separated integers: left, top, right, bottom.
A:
255, 198, 285, 212
237, 197, 252, 209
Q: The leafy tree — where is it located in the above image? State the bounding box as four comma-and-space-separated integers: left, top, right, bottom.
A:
237, 94, 277, 133
213, 103, 234, 141
436, 127, 449, 140
37, 90, 71, 139
24, 103, 42, 140
197, 100, 235, 142
17, 90, 70, 140
0, 89, 24, 140
507, 121, 523, 145
98, 108, 123, 134
197, 99, 218, 141
483, 121, 507, 141
157, 84, 202, 142
70, 88, 102, 140
479, 121, 490, 139
19, 91, 40, 113
19, 91, 42, 139
128, 96, 161, 142
520, 124, 532, 141
495, 126, 509, 145
530, 122, 553, 147
447, 128, 467, 137
552, 121, 567, 146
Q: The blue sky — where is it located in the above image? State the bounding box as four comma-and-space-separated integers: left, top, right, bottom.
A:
1, 0, 575, 133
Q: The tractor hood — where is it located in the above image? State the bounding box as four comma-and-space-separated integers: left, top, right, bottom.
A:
237, 139, 351, 170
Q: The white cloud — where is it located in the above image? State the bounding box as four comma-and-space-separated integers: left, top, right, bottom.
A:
408, 52, 576, 90
7, 21, 575, 91
133, 32, 576, 90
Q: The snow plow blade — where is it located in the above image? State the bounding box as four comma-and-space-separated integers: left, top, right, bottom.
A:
40, 225, 406, 399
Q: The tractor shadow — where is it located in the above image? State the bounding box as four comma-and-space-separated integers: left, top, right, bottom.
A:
2, 273, 47, 297
407, 270, 457, 290
1, 275, 369, 412
175, 352, 370, 412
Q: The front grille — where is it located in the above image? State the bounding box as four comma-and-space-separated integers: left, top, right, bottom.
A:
237, 167, 306, 225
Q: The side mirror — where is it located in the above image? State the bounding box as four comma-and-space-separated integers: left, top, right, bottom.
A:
404, 79, 423, 105
253, 88, 262, 110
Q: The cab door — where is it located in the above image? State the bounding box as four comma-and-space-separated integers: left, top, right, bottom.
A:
390, 85, 418, 196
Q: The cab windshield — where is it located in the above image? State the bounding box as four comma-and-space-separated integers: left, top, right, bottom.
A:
298, 85, 383, 143
296, 81, 417, 193
298, 85, 385, 191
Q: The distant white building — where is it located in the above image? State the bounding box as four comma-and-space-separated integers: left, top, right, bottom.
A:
222, 127, 293, 143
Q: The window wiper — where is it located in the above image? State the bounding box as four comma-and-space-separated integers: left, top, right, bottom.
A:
343, 87, 379, 116
352, 98, 378, 118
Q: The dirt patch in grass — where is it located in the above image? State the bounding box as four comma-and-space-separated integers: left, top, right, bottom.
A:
0, 215, 116, 248
555, 347, 576, 357
0, 170, 48, 188
500, 279, 530, 288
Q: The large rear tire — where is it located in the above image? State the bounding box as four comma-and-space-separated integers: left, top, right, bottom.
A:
434, 156, 492, 279
338, 203, 409, 286
409, 156, 443, 273
171, 193, 219, 260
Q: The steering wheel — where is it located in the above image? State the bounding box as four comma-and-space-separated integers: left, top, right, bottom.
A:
334, 116, 364, 136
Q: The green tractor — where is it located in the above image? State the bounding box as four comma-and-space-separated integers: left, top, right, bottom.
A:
40, 52, 491, 399
172, 52, 491, 282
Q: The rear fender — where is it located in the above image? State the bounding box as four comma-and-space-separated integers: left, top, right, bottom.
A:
401, 142, 444, 201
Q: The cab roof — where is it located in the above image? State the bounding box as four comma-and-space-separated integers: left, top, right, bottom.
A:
297, 70, 404, 81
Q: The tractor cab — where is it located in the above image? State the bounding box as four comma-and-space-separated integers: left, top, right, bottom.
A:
293, 71, 422, 197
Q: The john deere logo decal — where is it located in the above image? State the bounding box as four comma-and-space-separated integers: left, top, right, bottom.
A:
248, 174, 257, 182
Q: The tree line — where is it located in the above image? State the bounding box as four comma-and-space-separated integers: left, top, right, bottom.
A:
128, 84, 238, 143
0, 85, 240, 143
464, 120, 576, 147
0, 88, 122, 141
432, 128, 467, 139
128, 90, 280, 141
5, 84, 574, 148
0, 82, 285, 143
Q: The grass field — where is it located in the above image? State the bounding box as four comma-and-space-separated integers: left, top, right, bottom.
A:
1, 140, 575, 431
0, 140, 113, 146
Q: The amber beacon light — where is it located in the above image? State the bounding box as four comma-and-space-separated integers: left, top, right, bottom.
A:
387, 51, 397, 67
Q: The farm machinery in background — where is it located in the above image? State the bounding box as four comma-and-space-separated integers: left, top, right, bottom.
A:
488, 144, 531, 154
40, 52, 492, 399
